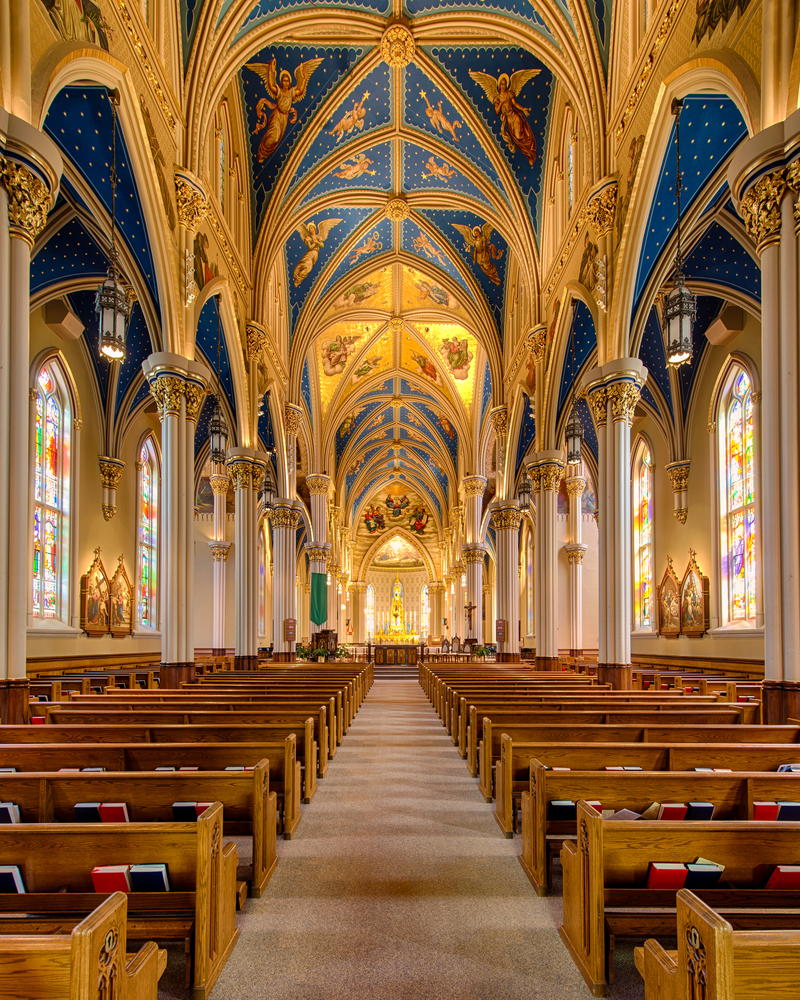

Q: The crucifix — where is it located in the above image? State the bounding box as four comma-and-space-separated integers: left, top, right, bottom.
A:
464, 601, 477, 632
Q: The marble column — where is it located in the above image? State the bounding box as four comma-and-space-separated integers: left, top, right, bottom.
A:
532, 451, 566, 670
307, 475, 331, 630
143, 355, 210, 687
0, 111, 61, 721
585, 359, 647, 689
564, 470, 587, 656
228, 449, 267, 670
338, 572, 349, 642
730, 113, 800, 721
355, 582, 367, 643
208, 466, 231, 655
284, 403, 303, 497
462, 475, 487, 643
271, 501, 302, 661
492, 505, 522, 661
302, 583, 310, 643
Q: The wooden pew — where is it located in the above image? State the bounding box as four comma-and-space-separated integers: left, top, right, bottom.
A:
0, 764, 277, 896
0, 802, 237, 1000
0, 892, 166, 1000
518, 761, 800, 894
560, 801, 800, 996
635, 888, 800, 1000
0, 722, 317, 809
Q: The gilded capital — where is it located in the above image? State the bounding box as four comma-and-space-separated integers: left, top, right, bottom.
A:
210, 544, 231, 563
228, 459, 255, 491
462, 475, 487, 499
665, 460, 690, 494
528, 466, 542, 492
246, 322, 268, 361
527, 326, 547, 364
209, 474, 230, 496
306, 545, 329, 563
585, 183, 618, 238
271, 506, 301, 529
183, 381, 207, 422
285, 403, 303, 435
98, 458, 125, 491
565, 477, 586, 498
565, 545, 586, 565
489, 406, 508, 437
787, 159, 800, 232
586, 385, 607, 428
0, 157, 53, 246
538, 462, 565, 492
174, 171, 209, 232
356, 581, 368, 594
462, 545, 486, 564
307, 474, 331, 496
492, 506, 522, 531
606, 380, 642, 425
147, 373, 185, 420
739, 167, 787, 254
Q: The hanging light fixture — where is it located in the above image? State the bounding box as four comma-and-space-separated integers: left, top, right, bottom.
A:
261, 452, 275, 514
517, 469, 532, 511
663, 97, 696, 366
208, 302, 229, 463
96, 88, 132, 360
565, 299, 584, 464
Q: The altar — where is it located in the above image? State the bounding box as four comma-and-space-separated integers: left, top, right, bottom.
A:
373, 644, 419, 666
372, 572, 420, 646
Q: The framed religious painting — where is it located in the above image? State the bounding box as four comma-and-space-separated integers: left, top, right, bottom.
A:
680, 550, 710, 637
109, 556, 134, 638
80, 548, 110, 637
656, 557, 681, 638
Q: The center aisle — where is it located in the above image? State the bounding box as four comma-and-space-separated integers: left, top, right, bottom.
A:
186, 678, 611, 1000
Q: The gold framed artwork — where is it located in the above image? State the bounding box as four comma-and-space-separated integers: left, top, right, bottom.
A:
680, 549, 710, 637
109, 555, 134, 638
80, 548, 110, 637
656, 556, 681, 638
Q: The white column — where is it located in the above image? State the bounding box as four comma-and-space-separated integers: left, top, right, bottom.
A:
271, 501, 302, 660
284, 404, 303, 498
564, 471, 587, 656
143, 355, 209, 687
532, 451, 566, 669
208, 468, 230, 654
491, 505, 522, 659
307, 474, 331, 630
228, 449, 266, 669
585, 360, 647, 688
462, 475, 486, 643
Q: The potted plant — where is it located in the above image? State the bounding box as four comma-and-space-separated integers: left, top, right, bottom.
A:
335, 643, 350, 660
473, 645, 490, 660
314, 645, 327, 662
295, 643, 309, 662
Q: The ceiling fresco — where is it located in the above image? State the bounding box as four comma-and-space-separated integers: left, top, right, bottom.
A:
372, 535, 426, 567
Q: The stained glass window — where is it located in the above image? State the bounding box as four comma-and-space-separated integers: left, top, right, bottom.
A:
32, 366, 66, 620
724, 370, 756, 622
634, 444, 653, 630
365, 584, 375, 638
137, 441, 158, 627
421, 584, 429, 639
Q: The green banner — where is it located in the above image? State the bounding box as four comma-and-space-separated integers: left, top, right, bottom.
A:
310, 572, 327, 626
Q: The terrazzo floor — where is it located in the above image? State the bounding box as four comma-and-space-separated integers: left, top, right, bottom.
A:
157, 678, 648, 1000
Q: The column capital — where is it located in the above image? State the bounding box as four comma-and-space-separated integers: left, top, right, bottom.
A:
227, 449, 267, 491
462, 545, 486, 564
209, 540, 232, 562
527, 325, 547, 364
565, 544, 587, 565
491, 505, 522, 531
356, 581, 368, 593
142, 354, 210, 422
305, 544, 330, 563
489, 405, 508, 436
174, 168, 209, 232
209, 473, 231, 496
462, 475, 487, 499
665, 460, 690, 492
449, 505, 463, 524
583, 359, 647, 429
565, 476, 586, 498
585, 178, 618, 239
271, 504, 302, 529
533, 451, 566, 491
307, 474, 332, 496
285, 403, 303, 435
245, 321, 269, 361
0, 114, 62, 247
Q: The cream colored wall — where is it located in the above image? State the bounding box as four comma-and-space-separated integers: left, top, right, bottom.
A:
557, 512, 600, 652
193, 514, 236, 649
630, 311, 764, 661
366, 566, 429, 634
27, 305, 162, 659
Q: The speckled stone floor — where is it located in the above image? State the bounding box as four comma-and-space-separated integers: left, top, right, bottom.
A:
156, 679, 647, 1000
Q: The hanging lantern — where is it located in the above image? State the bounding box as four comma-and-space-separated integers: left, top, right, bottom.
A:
261, 475, 275, 514
517, 469, 532, 511
566, 407, 584, 464
208, 396, 228, 463
662, 97, 696, 368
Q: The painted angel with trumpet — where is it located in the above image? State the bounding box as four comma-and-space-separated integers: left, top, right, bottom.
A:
292, 218, 341, 287
452, 222, 503, 286
468, 68, 541, 165
247, 56, 324, 163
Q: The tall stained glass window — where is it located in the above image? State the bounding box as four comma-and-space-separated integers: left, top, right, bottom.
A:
633, 443, 654, 630
724, 370, 756, 623
365, 584, 375, 638
33, 367, 65, 619
136, 440, 158, 628
421, 583, 429, 639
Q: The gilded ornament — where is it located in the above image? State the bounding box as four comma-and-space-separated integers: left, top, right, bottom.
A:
306, 546, 329, 564
386, 197, 410, 222
183, 382, 206, 421
462, 476, 487, 498
306, 475, 331, 496
389, 317, 405, 332
607, 381, 641, 425
538, 464, 564, 491
271, 507, 301, 529
490, 406, 508, 437
209, 474, 230, 496
545, 207, 587, 300
787, 159, 800, 231
674, 507, 688, 524
565, 478, 586, 498
462, 546, 486, 564
527, 327, 547, 363
147, 373, 184, 419
246, 322, 268, 360
285, 404, 303, 435
210, 545, 230, 562
114, 0, 176, 129
666, 461, 690, 494
0, 158, 52, 246
228, 462, 252, 490
99, 459, 125, 491
566, 546, 586, 565
585, 184, 618, 238
175, 175, 209, 232
356, 582, 367, 594
751, 390, 762, 403
381, 23, 415, 67
208, 210, 247, 293
739, 168, 787, 254
528, 467, 542, 492
251, 464, 265, 493
586, 386, 607, 427
492, 507, 522, 530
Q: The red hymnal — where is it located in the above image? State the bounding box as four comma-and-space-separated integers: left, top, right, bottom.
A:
30, 717, 44, 726
195, 802, 213, 816
753, 801, 780, 821
658, 803, 689, 820
646, 863, 687, 889
586, 800, 603, 813
98, 802, 130, 822
765, 865, 800, 890
91, 865, 131, 893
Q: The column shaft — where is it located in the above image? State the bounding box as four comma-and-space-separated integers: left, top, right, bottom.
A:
272, 503, 301, 660
492, 506, 522, 660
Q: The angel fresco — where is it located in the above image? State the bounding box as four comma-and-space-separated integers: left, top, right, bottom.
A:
419, 91, 462, 142
351, 354, 383, 382
320, 333, 358, 376
248, 57, 324, 163
329, 93, 370, 143
411, 351, 439, 384
338, 407, 364, 437
452, 223, 504, 286
414, 278, 457, 310
350, 231, 383, 264
692, 0, 751, 45
438, 336, 473, 380
333, 153, 376, 180
412, 232, 448, 267
422, 157, 458, 182
335, 280, 380, 309
293, 218, 341, 287
468, 69, 541, 166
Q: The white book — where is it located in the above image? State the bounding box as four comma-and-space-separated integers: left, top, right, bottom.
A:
0, 865, 24, 892
0, 802, 20, 823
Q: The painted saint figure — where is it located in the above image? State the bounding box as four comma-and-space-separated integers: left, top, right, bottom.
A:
469, 69, 541, 165
293, 218, 341, 287
439, 336, 473, 380
452, 222, 504, 286
248, 57, 324, 163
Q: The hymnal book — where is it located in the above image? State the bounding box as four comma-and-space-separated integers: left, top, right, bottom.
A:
37, 695, 48, 702
685, 802, 716, 821
129, 863, 170, 892
172, 801, 200, 821
586, 801, 603, 814
82, 767, 105, 772
738, 695, 749, 702
606, 808, 641, 822
244, 766, 256, 771
604, 766, 625, 771
658, 803, 689, 821
58, 768, 80, 772
550, 767, 571, 771
684, 863, 724, 888
178, 767, 199, 771
713, 769, 732, 773
0, 866, 25, 893
74, 802, 102, 822
155, 766, 176, 772
98, 802, 130, 823
0, 802, 20, 824
777, 763, 800, 772
777, 801, 800, 820
224, 766, 245, 771
196, 802, 213, 816
753, 801, 780, 820
91, 865, 131, 893
623, 766, 643, 771
31, 717, 44, 725
646, 863, 687, 889
547, 800, 577, 820
0, 768, 17, 773
694, 768, 714, 772
640, 803, 661, 821
765, 865, 800, 890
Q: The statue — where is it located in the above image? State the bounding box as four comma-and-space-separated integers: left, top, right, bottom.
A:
389, 574, 405, 635
465, 601, 477, 633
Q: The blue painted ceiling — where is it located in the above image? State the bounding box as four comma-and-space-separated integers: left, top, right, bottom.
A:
196, 296, 237, 422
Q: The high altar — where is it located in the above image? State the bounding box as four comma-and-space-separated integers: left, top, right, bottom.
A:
374, 573, 418, 644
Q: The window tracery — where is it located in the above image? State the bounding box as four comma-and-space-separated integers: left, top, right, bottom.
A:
633, 440, 654, 631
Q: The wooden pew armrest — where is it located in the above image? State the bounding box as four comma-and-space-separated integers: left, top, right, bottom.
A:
638, 939, 679, 1000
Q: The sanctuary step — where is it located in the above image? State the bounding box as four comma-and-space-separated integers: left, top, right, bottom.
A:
373, 663, 419, 681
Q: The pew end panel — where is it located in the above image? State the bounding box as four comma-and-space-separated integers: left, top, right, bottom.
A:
193, 803, 239, 1000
